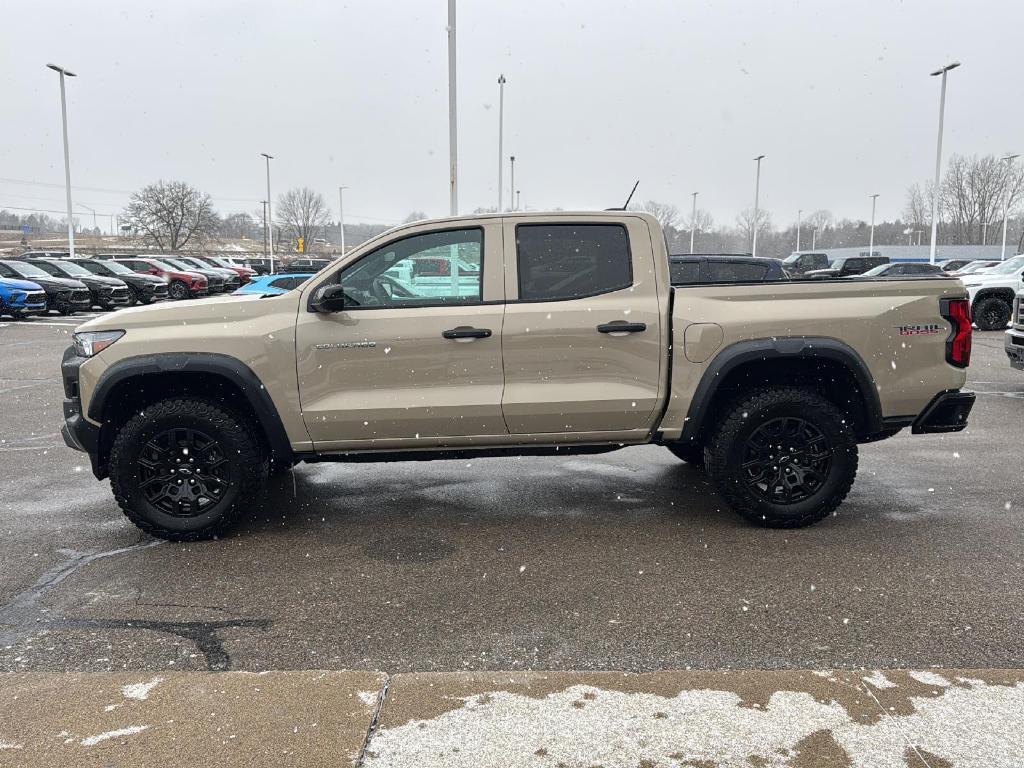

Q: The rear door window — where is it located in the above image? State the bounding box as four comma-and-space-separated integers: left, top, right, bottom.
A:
703, 261, 769, 282
669, 260, 700, 285
516, 223, 632, 301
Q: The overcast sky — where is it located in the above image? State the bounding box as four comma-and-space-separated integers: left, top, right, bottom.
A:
2, 0, 1021, 229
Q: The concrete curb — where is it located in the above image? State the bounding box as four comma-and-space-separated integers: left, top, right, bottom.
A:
2, 669, 1022, 767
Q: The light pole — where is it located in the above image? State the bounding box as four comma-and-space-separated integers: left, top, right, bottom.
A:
509, 155, 516, 210
796, 209, 802, 252
1000, 153, 1019, 260
868, 194, 879, 257
338, 186, 348, 254
447, 0, 458, 216
927, 62, 960, 264
47, 63, 77, 258
690, 192, 698, 253
751, 155, 765, 257
812, 226, 819, 250
261, 201, 269, 258
497, 75, 506, 211
260, 153, 274, 271
516, 190, 521, 210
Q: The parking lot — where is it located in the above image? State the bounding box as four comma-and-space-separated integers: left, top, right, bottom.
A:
0, 318, 1021, 674
1, 319, 1022, 765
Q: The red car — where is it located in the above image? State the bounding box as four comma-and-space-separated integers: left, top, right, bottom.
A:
114, 257, 208, 300
200, 256, 257, 285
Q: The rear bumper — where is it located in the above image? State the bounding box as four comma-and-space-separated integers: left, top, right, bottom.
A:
1006, 329, 1024, 370
911, 390, 976, 434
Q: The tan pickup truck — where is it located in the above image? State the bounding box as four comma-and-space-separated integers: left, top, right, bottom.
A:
61, 212, 975, 540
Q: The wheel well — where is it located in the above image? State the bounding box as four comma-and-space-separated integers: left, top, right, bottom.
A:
95, 372, 275, 474
691, 357, 874, 443
972, 288, 1015, 306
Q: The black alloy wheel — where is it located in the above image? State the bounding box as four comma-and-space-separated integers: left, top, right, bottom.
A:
136, 427, 231, 517
740, 416, 832, 505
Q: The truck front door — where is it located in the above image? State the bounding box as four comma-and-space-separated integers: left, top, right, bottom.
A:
500, 217, 666, 437
295, 223, 507, 448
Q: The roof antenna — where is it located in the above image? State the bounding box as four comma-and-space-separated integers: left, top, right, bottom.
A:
606, 180, 639, 211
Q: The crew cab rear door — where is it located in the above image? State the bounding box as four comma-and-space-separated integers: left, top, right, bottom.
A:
500, 215, 667, 436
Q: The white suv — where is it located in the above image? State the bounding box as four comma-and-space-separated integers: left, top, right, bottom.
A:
962, 254, 1024, 330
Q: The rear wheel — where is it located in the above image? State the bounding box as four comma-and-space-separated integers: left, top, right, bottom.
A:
109, 397, 267, 541
706, 387, 857, 528
973, 296, 1012, 331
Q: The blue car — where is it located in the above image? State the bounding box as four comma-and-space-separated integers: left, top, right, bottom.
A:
0, 277, 48, 319
232, 273, 314, 296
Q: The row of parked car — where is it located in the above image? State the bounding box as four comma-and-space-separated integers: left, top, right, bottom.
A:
0, 252, 265, 319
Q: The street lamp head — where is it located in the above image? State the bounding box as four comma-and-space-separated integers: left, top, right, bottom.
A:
754, 154, 765, 161
1001, 153, 1019, 163
929, 62, 961, 76
47, 63, 76, 77
260, 152, 273, 160
498, 74, 506, 84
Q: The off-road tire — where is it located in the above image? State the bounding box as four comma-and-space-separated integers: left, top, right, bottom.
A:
666, 442, 706, 471
973, 296, 1012, 331
109, 397, 267, 541
168, 280, 190, 300
706, 387, 857, 529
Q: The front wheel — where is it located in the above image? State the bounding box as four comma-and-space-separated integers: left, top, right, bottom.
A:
126, 286, 139, 305
168, 280, 190, 300
109, 397, 268, 541
706, 387, 857, 528
973, 296, 1012, 331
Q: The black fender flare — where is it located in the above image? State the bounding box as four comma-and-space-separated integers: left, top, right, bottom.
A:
89, 352, 293, 464
678, 337, 883, 443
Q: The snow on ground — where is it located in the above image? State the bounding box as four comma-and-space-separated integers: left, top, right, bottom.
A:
367, 678, 1024, 768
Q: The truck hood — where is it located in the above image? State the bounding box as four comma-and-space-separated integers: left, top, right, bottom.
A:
75, 292, 290, 333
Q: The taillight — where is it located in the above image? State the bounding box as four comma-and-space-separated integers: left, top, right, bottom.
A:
941, 298, 972, 368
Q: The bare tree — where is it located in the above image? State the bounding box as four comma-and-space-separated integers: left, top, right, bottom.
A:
122, 181, 218, 251
685, 208, 714, 234
631, 200, 680, 230
403, 211, 428, 223
736, 208, 772, 249
276, 188, 330, 251
903, 184, 930, 228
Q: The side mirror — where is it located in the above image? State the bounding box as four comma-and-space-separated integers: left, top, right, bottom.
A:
310, 283, 347, 313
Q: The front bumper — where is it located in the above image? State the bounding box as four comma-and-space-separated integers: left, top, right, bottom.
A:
1006, 329, 1024, 370
60, 346, 105, 478
911, 390, 976, 434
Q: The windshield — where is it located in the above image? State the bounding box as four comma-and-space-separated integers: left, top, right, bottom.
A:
5, 261, 49, 278
146, 259, 178, 271
98, 260, 134, 275
983, 255, 1024, 275
161, 258, 193, 271
48, 260, 91, 276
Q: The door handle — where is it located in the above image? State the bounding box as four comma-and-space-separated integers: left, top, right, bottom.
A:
442, 327, 492, 340
597, 322, 647, 335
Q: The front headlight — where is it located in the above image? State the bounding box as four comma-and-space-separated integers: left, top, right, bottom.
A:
73, 330, 125, 357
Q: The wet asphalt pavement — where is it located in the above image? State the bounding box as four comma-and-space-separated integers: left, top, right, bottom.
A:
0, 323, 1021, 674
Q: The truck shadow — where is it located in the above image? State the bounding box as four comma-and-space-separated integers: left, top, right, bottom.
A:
235, 454, 757, 539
